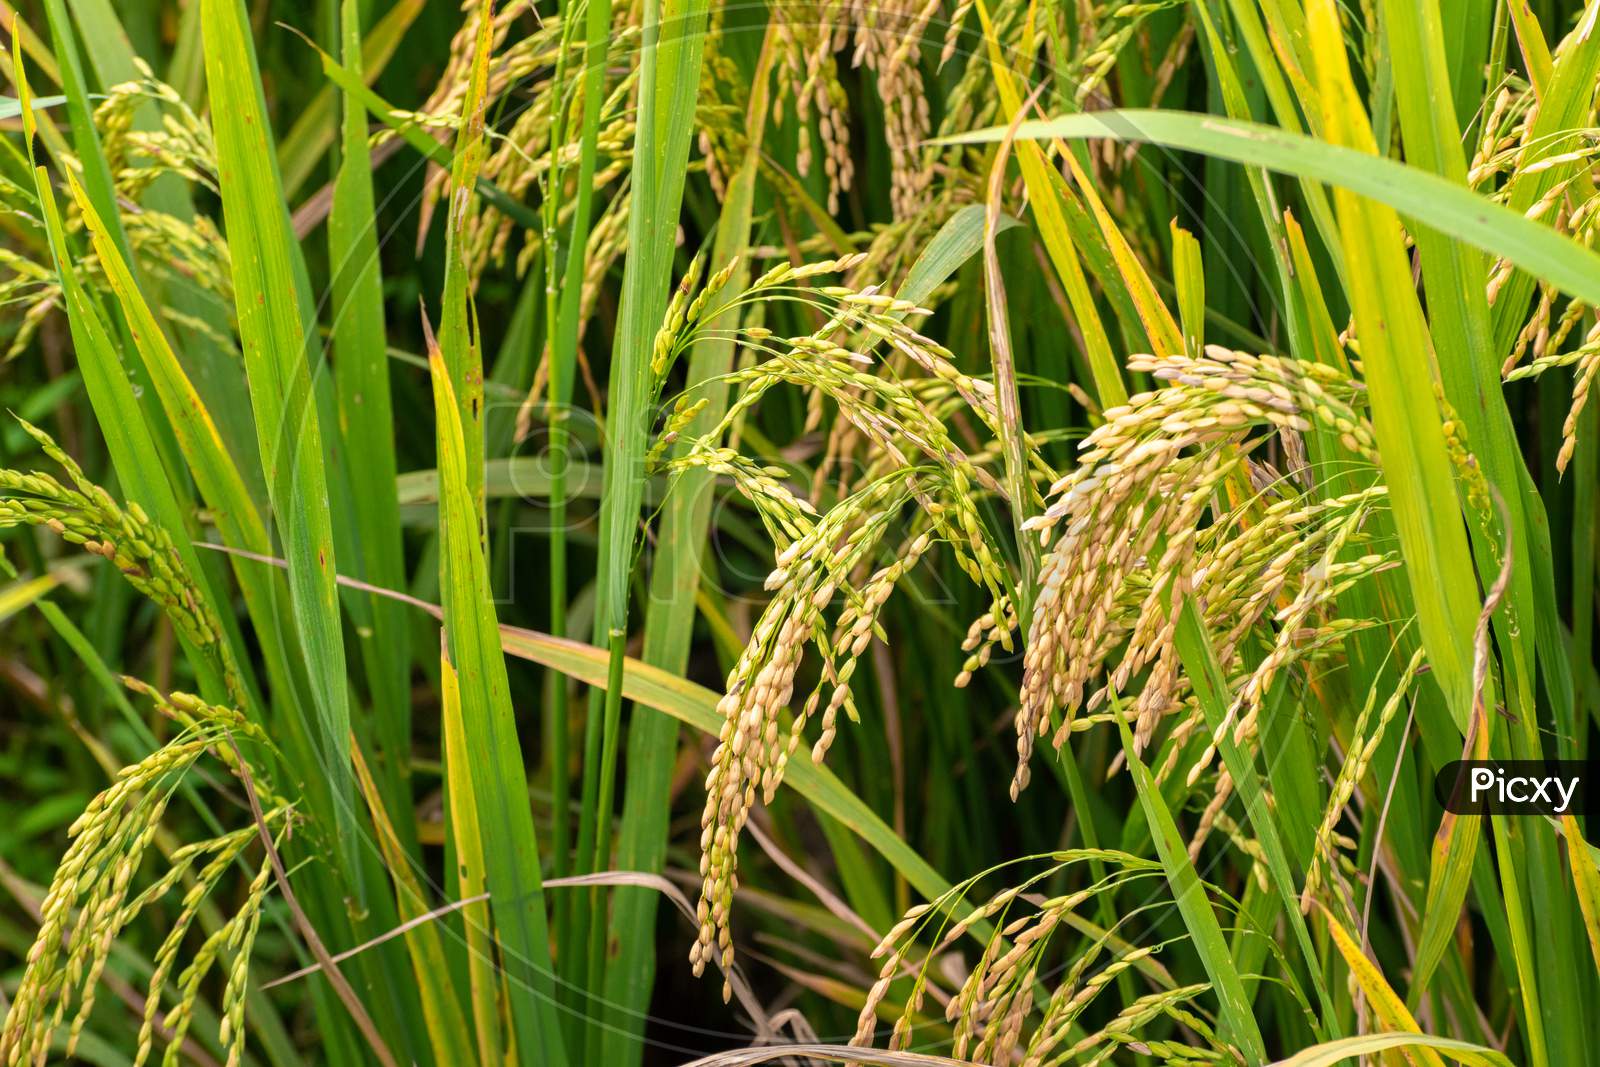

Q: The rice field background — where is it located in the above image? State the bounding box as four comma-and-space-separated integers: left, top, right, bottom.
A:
2, 0, 1600, 1063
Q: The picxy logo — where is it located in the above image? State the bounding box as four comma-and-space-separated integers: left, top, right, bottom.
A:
1435, 760, 1596, 816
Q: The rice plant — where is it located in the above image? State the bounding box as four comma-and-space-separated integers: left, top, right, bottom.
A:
2, 0, 1599, 1064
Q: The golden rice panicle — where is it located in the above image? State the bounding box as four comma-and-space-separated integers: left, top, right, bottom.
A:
956, 596, 1017, 688
773, 0, 853, 214
95, 64, 219, 198
0, 419, 243, 702
158, 847, 276, 1067
650, 250, 744, 386
1301, 647, 1427, 913
851, 853, 1224, 1065
133, 825, 261, 1067
852, 873, 1023, 1051
691, 475, 910, 994
1184, 501, 1389, 858
650, 249, 708, 379
1431, 384, 1494, 511
0, 63, 230, 358
856, 0, 936, 217
1015, 348, 1382, 798
1480, 86, 1600, 470
1, 682, 278, 1067
0, 247, 57, 360
1186, 497, 1373, 789
941, 0, 976, 66
799, 529, 934, 769
685, 254, 1040, 986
